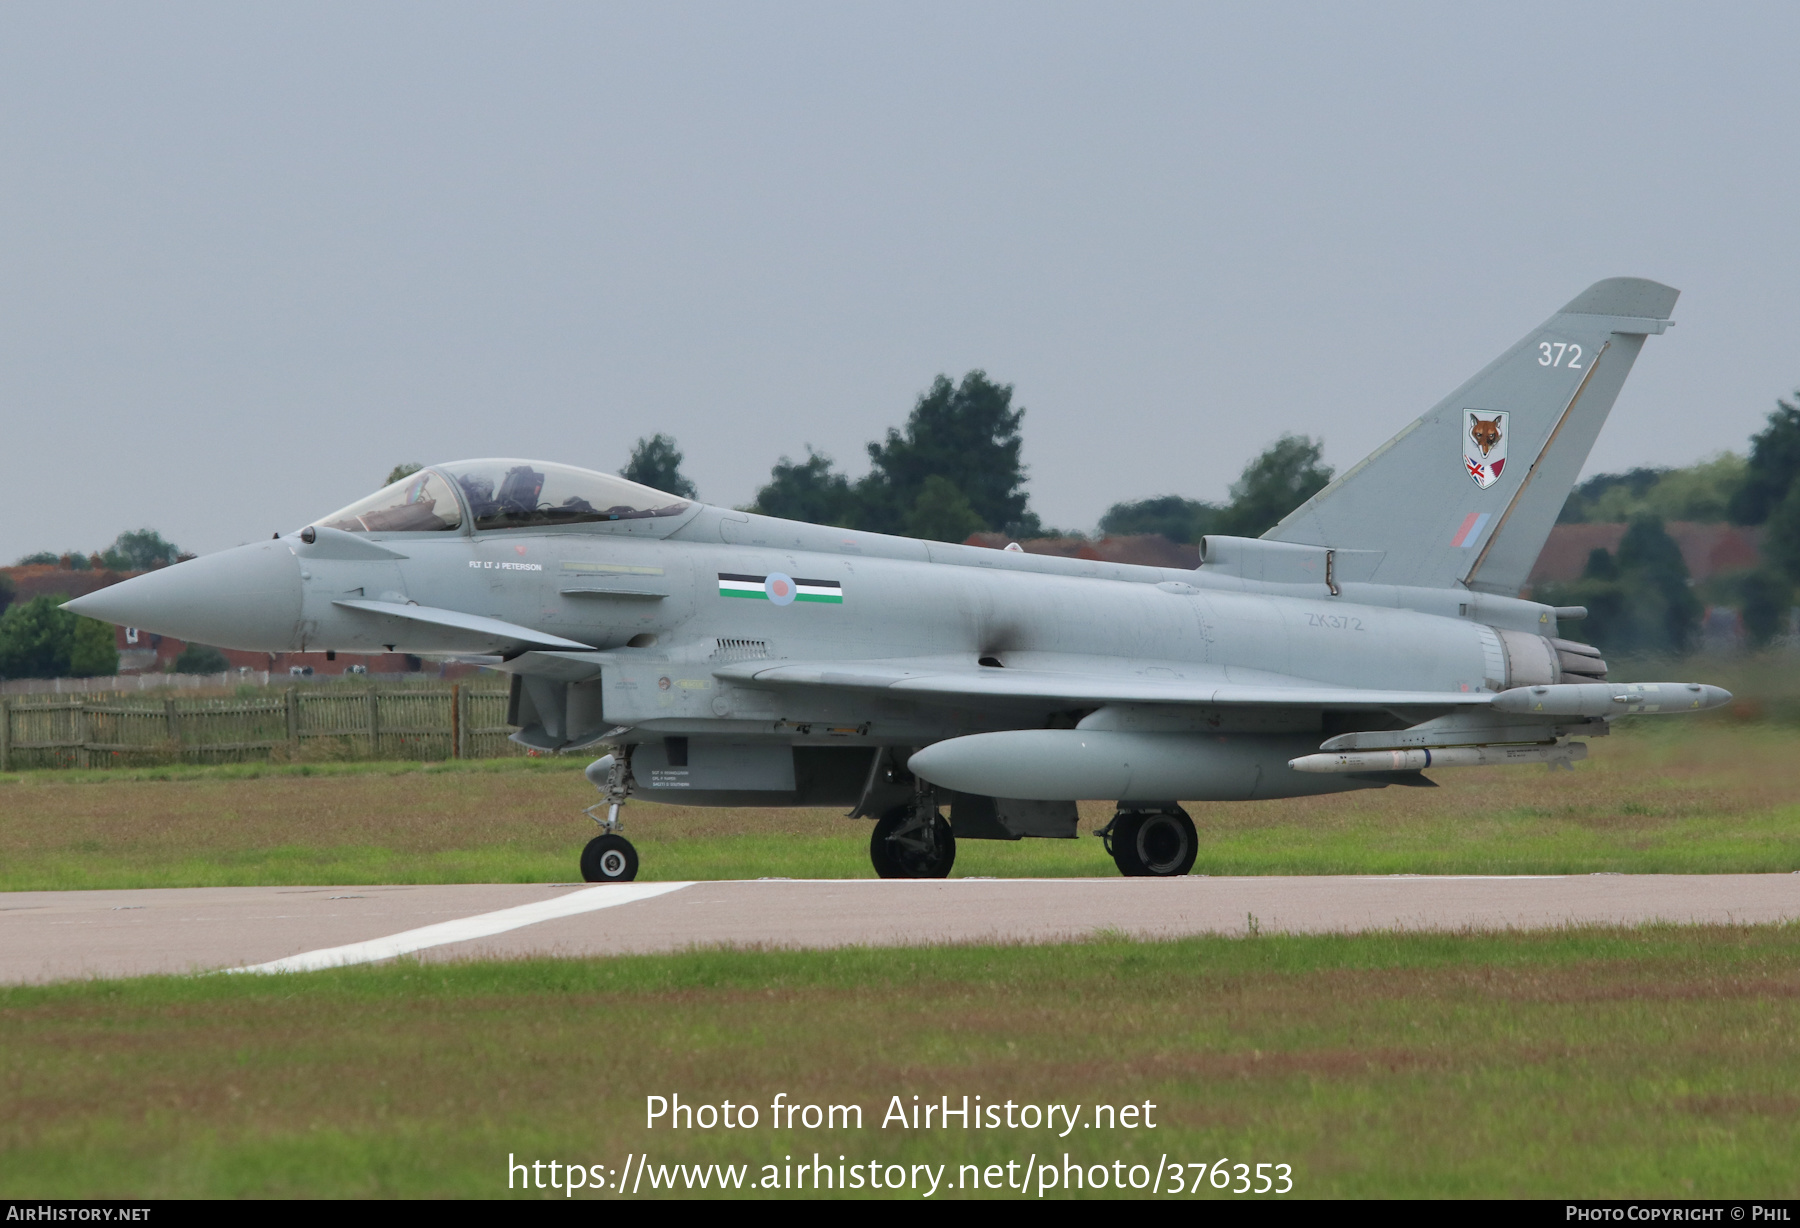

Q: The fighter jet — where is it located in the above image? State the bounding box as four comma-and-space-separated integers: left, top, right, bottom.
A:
71, 277, 1728, 882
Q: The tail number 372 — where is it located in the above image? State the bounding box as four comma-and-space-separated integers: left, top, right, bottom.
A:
1538, 342, 1583, 368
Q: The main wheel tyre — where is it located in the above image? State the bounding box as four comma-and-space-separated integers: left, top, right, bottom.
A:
870, 806, 956, 879
581, 834, 640, 883
1109, 808, 1198, 878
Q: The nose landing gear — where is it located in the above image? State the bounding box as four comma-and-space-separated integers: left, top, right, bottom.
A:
581, 751, 639, 883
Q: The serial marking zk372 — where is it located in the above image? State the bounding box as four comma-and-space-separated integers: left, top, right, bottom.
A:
71, 278, 1728, 882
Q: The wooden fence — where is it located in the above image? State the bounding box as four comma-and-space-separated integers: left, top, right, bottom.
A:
0, 685, 524, 770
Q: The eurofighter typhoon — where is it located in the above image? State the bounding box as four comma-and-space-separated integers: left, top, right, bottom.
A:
71, 278, 1728, 881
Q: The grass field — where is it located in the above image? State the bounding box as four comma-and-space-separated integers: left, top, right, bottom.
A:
2, 924, 1796, 1199
4, 711, 1797, 1200
1, 720, 1797, 889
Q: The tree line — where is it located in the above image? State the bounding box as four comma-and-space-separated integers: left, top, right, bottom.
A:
0, 530, 185, 680
14, 529, 182, 575
0, 599, 120, 680
640, 371, 1045, 541
1538, 391, 1800, 654
618, 370, 1337, 545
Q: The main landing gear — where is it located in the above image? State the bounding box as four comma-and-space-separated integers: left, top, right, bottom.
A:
580, 752, 640, 883
1099, 806, 1198, 878
870, 797, 956, 879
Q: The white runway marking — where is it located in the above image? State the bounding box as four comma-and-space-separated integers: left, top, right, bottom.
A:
7, 874, 1793, 985
228, 881, 694, 974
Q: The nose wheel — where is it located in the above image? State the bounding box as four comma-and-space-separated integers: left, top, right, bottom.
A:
581, 833, 639, 883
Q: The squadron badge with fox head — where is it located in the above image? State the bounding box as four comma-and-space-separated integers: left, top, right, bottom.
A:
1463, 410, 1508, 489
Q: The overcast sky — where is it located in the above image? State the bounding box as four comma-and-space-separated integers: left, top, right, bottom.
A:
4, 3, 1797, 560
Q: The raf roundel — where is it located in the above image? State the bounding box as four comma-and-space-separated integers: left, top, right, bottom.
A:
764, 572, 797, 606
716, 572, 844, 604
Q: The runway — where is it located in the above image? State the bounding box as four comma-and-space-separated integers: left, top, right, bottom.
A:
3, 873, 1796, 985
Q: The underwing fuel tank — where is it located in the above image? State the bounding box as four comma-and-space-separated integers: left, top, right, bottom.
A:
906, 729, 1381, 803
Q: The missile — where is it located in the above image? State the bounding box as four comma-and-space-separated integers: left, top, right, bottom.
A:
1289, 741, 1588, 774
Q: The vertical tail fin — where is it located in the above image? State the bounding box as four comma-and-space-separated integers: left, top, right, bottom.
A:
1267, 277, 1678, 594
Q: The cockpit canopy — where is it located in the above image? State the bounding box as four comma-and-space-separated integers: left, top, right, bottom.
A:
315, 460, 692, 534
320, 468, 463, 533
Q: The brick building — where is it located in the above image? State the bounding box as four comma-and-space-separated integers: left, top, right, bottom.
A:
1524, 522, 1764, 588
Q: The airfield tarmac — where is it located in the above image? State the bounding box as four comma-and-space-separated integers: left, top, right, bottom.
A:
2, 873, 1797, 984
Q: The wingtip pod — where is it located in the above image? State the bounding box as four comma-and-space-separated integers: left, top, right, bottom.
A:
1490, 682, 1731, 718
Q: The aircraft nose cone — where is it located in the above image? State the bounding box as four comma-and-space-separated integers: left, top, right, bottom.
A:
65, 539, 304, 651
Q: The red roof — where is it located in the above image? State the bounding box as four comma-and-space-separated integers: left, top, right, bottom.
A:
1526, 522, 1764, 586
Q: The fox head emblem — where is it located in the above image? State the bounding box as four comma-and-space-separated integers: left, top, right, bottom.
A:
1469, 415, 1503, 457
